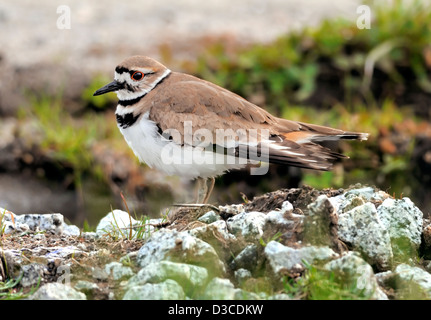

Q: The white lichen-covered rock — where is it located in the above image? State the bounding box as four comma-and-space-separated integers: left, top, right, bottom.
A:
136, 229, 224, 274
376, 198, 423, 248
226, 211, 266, 241
30, 283, 86, 300
202, 277, 240, 300
105, 262, 134, 280
264, 241, 338, 277
188, 220, 236, 242
264, 201, 295, 227
127, 261, 208, 291
123, 279, 185, 300
394, 264, 431, 298
324, 252, 388, 300
338, 202, 393, 270
328, 187, 389, 213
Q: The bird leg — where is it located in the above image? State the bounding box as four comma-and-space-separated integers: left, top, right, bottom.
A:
202, 177, 215, 204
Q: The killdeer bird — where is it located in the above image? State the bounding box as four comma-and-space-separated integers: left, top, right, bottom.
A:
94, 56, 368, 203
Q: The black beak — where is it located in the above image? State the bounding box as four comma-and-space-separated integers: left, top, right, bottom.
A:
93, 80, 124, 96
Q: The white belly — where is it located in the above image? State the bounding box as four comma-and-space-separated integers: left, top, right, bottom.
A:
118, 112, 245, 179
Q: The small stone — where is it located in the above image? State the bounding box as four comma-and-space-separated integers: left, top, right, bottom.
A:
136, 229, 224, 275
74, 280, 99, 293
96, 209, 138, 237
127, 261, 208, 293
264, 241, 338, 278
30, 283, 86, 300
230, 244, 258, 271
377, 197, 423, 248
92, 267, 109, 281
324, 252, 388, 300
123, 279, 185, 300
198, 210, 220, 224
234, 268, 252, 284
105, 262, 134, 280
226, 211, 266, 241
202, 277, 240, 300
20, 263, 44, 287
338, 203, 393, 270
63, 224, 80, 236
394, 264, 431, 298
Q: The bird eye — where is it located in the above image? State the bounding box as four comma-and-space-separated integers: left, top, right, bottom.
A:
131, 71, 144, 81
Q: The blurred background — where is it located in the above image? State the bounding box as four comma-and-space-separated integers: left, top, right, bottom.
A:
0, 0, 430, 227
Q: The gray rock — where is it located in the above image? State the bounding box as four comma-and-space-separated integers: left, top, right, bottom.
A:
338, 202, 393, 270
264, 201, 296, 227
264, 241, 338, 277
15, 213, 64, 234
234, 268, 252, 284
74, 280, 99, 293
376, 198, 423, 248
136, 228, 224, 274
123, 279, 185, 300
233, 289, 262, 300
63, 224, 80, 236
29, 283, 86, 300
324, 252, 388, 300
268, 293, 291, 300
202, 277, 240, 300
226, 211, 266, 241
96, 209, 139, 237
188, 220, 236, 242
394, 264, 431, 298
127, 261, 208, 291
230, 244, 258, 271
198, 210, 221, 224
105, 262, 134, 280
20, 263, 44, 287
328, 187, 389, 213
92, 267, 109, 281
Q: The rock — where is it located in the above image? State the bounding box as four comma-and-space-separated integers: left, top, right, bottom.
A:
188, 220, 236, 242
393, 264, 431, 298
92, 267, 109, 281
268, 293, 291, 300
105, 262, 134, 280
123, 279, 185, 300
338, 202, 393, 270
328, 187, 389, 213
96, 209, 138, 237
198, 210, 220, 224
29, 283, 86, 300
226, 211, 266, 241
202, 277, 240, 300
376, 197, 423, 248
127, 261, 208, 294
233, 289, 262, 300
63, 224, 80, 236
324, 252, 388, 300
230, 244, 258, 271
234, 268, 252, 284
15, 213, 64, 234
20, 263, 44, 287
264, 241, 338, 278
136, 228, 224, 275
74, 280, 99, 294
264, 200, 295, 228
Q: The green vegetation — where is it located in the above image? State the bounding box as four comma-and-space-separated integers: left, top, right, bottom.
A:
283, 263, 372, 300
